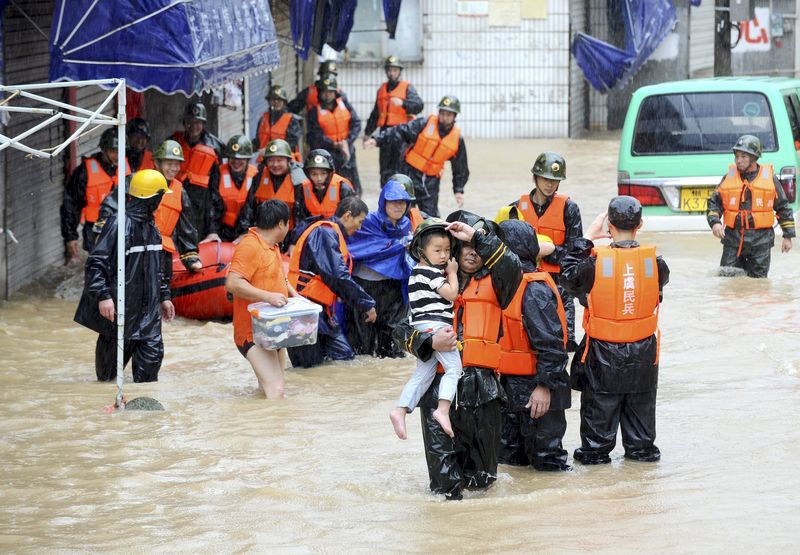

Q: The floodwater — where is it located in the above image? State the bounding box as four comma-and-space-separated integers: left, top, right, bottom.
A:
2, 137, 799, 553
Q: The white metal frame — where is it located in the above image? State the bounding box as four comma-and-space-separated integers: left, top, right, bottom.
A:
0, 78, 128, 409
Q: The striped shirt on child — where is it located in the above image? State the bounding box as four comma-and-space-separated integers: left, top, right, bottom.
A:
408, 266, 454, 325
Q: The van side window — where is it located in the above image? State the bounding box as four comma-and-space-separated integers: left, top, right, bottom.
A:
633, 92, 777, 155
783, 94, 800, 149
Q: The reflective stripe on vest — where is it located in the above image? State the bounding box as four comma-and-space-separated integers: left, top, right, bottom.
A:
405, 116, 460, 177
517, 193, 568, 273
584, 246, 659, 347
718, 163, 777, 229
219, 163, 258, 228
154, 179, 184, 254
257, 112, 292, 148
173, 133, 218, 188
317, 97, 351, 142
83, 157, 131, 223
255, 172, 296, 228
376, 81, 410, 127
498, 272, 567, 376
287, 220, 352, 308
302, 176, 347, 218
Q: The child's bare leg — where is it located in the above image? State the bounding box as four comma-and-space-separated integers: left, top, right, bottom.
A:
433, 400, 454, 438
389, 407, 408, 440
246, 346, 285, 399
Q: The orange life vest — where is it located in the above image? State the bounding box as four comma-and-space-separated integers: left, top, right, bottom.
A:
255, 172, 296, 228
256, 112, 302, 163
137, 150, 156, 171
376, 81, 410, 127
405, 116, 460, 177
516, 193, 568, 273
219, 163, 258, 228
154, 179, 184, 254
305, 85, 320, 112
718, 163, 777, 230
288, 220, 352, 308
317, 97, 351, 142
437, 274, 503, 372
408, 207, 424, 231
302, 175, 349, 218
582, 245, 660, 362
498, 273, 567, 376
172, 133, 219, 189
82, 157, 131, 223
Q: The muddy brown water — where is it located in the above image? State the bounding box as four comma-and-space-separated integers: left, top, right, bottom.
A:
1, 137, 799, 552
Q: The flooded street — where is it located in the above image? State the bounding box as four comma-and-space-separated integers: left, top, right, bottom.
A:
2, 136, 799, 552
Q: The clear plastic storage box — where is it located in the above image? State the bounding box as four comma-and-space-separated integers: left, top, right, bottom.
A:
248, 298, 323, 350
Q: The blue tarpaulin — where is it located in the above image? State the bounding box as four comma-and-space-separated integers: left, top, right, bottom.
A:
49, 0, 280, 95
290, 0, 358, 59
572, 0, 677, 92
383, 0, 403, 39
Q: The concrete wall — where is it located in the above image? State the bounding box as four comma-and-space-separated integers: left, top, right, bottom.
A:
732, 0, 797, 76
337, 0, 572, 139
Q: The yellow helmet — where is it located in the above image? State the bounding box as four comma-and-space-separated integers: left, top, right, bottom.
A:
129, 169, 171, 199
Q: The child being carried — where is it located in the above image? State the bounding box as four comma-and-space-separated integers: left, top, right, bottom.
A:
390, 219, 462, 440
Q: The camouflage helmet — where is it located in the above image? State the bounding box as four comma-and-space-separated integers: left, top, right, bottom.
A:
438, 95, 461, 114
409, 217, 453, 262
531, 152, 567, 181
153, 139, 185, 162
388, 173, 415, 201
608, 195, 642, 230
226, 134, 254, 159
384, 55, 403, 69
266, 85, 288, 102
264, 139, 293, 159
98, 128, 119, 150
317, 76, 338, 92
318, 60, 338, 76
126, 117, 150, 138
183, 102, 207, 122
304, 149, 334, 171
732, 134, 762, 159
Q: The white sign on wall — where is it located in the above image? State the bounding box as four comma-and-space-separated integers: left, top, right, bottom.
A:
733, 7, 771, 53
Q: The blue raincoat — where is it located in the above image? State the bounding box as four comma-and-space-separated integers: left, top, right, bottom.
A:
347, 179, 415, 284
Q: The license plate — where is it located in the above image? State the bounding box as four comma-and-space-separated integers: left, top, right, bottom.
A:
679, 187, 714, 212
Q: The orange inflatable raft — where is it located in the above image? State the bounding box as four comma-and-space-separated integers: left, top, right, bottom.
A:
170, 241, 291, 320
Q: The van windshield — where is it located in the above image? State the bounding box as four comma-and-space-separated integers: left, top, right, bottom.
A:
632, 92, 777, 155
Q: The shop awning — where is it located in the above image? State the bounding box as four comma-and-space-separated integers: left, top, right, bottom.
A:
49, 0, 281, 95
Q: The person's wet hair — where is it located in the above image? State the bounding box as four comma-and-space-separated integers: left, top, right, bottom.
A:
335, 196, 368, 218
255, 199, 290, 229
419, 228, 450, 251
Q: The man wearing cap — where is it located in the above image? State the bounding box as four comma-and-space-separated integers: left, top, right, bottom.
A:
560, 196, 669, 465
293, 149, 357, 234
496, 152, 583, 351
288, 60, 345, 115
254, 85, 303, 161
126, 118, 155, 171
363, 56, 424, 184
215, 135, 259, 243
168, 102, 225, 243
706, 134, 794, 278
60, 127, 131, 263
365, 95, 469, 217
242, 139, 302, 239
307, 76, 363, 195
74, 169, 175, 383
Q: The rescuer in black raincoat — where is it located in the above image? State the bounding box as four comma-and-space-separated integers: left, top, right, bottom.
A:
392, 211, 521, 500
497, 220, 571, 471
287, 197, 377, 368
560, 196, 669, 464
706, 134, 795, 278
74, 170, 175, 383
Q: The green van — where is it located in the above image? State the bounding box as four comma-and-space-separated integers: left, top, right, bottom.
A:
618, 77, 800, 230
